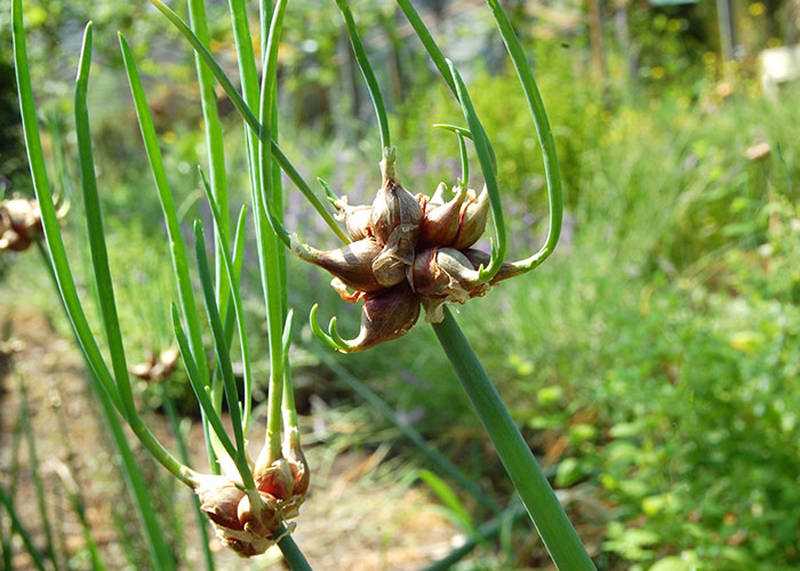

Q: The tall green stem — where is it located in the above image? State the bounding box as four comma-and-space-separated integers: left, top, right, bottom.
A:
432, 308, 595, 570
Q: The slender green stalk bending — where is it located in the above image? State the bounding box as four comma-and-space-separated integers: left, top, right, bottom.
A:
335, 0, 391, 151
433, 308, 594, 570
391, 2, 591, 567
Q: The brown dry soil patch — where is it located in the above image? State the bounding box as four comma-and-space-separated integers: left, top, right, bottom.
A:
0, 307, 458, 570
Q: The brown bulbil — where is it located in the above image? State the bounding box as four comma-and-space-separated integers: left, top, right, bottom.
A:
0, 197, 44, 253
344, 283, 421, 352
294, 237, 384, 293
452, 187, 490, 249
369, 177, 422, 246
193, 469, 306, 559
195, 475, 247, 531
419, 185, 465, 246
254, 458, 295, 501
334, 197, 373, 241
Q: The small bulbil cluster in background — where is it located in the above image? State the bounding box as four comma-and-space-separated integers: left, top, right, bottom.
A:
130, 347, 180, 382
0, 196, 43, 252
193, 440, 309, 557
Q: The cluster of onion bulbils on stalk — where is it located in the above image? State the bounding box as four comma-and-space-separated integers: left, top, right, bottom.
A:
292, 148, 527, 352
193, 438, 309, 557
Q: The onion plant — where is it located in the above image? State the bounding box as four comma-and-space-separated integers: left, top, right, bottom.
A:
11, 0, 596, 566
150, 0, 596, 567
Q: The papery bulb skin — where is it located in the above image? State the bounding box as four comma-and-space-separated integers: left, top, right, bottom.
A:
344, 283, 421, 352
452, 187, 489, 249
371, 223, 417, 287
288, 447, 310, 498
253, 458, 295, 501
236, 493, 280, 533
334, 196, 373, 241
195, 475, 246, 531
409, 247, 481, 302
293, 237, 384, 293
369, 177, 422, 246
193, 474, 287, 558
419, 186, 465, 246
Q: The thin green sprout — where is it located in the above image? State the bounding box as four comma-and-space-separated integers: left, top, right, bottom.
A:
335, 0, 392, 152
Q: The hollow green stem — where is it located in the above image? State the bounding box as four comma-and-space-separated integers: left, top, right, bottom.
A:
194, 223, 248, 463
188, 0, 230, 303
280, 310, 299, 440
119, 33, 213, 413
258, 0, 289, 464
201, 180, 255, 430
276, 526, 313, 571
432, 307, 595, 570
447, 61, 507, 281
335, 0, 392, 151
75, 23, 137, 424
486, 0, 563, 272
457, 131, 469, 188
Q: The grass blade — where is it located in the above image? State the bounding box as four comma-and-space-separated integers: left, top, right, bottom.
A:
0, 485, 48, 571
52, 462, 108, 571
163, 395, 215, 571
317, 353, 499, 513
423, 502, 527, 571
18, 381, 59, 569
